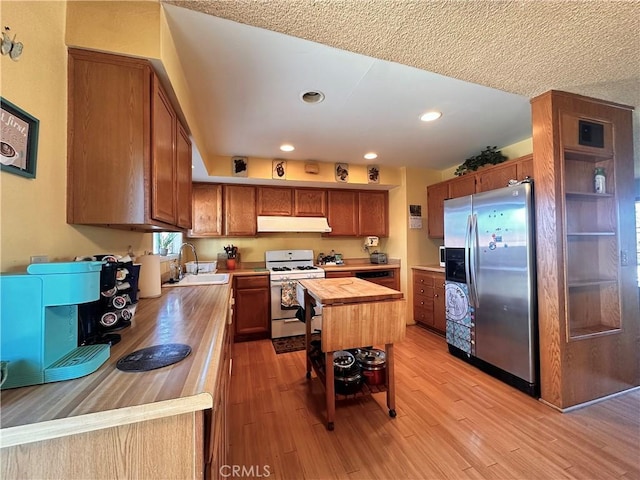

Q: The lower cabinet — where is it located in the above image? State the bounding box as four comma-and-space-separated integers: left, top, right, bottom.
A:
234, 275, 270, 342
207, 292, 233, 479
413, 269, 445, 334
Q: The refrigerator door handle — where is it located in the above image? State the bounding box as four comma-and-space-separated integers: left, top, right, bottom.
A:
469, 214, 480, 308
464, 214, 472, 296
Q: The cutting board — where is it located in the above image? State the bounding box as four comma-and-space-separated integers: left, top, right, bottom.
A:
298, 277, 403, 305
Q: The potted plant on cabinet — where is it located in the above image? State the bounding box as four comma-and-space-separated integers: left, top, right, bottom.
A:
454, 146, 507, 176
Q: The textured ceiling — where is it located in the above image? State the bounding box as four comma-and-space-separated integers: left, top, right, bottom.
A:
165, 0, 639, 107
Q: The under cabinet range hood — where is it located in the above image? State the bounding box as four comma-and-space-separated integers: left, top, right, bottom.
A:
257, 216, 332, 233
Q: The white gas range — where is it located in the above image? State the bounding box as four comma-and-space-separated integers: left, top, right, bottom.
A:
265, 250, 324, 339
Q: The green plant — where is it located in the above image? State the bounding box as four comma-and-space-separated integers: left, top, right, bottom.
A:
454, 146, 507, 176
159, 233, 178, 251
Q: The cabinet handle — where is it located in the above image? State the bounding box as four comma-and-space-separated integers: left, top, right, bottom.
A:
420, 301, 424, 305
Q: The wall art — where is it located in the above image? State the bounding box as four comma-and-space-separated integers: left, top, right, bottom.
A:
231, 156, 248, 177
367, 165, 380, 184
335, 163, 349, 182
1, 97, 39, 179
272, 159, 286, 179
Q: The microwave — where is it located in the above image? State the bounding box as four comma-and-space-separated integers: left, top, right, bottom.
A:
439, 246, 446, 267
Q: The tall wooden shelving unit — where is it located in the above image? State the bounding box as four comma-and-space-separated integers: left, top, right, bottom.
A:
531, 90, 639, 410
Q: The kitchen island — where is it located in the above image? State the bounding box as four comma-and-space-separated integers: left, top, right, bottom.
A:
0, 283, 232, 479
298, 277, 406, 430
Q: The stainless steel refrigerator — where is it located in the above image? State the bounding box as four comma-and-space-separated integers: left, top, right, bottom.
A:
444, 180, 538, 396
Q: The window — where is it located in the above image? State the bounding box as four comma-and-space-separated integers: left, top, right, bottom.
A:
153, 232, 183, 256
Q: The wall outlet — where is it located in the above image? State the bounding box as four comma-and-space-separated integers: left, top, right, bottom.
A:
30, 255, 49, 264
620, 250, 628, 266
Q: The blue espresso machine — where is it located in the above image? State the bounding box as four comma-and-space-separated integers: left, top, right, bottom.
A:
0, 261, 110, 390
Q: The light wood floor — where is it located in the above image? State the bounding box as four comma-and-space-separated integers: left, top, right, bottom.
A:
229, 326, 640, 479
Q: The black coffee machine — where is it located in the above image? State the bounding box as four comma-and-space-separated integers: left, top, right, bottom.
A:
78, 256, 140, 346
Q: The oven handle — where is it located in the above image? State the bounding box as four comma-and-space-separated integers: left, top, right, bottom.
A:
283, 318, 301, 323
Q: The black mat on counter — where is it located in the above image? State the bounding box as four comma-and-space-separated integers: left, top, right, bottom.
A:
272, 334, 320, 355
116, 344, 191, 372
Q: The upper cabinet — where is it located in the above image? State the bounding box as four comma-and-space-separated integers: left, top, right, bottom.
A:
189, 183, 222, 237
358, 190, 388, 237
224, 185, 257, 236
294, 188, 326, 217
426, 155, 532, 238
257, 187, 294, 216
67, 49, 191, 231
326, 190, 359, 236
531, 90, 639, 409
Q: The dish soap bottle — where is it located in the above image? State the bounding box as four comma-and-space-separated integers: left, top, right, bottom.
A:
594, 167, 606, 194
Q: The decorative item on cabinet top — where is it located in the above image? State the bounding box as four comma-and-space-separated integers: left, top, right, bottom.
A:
367, 165, 380, 184
272, 159, 286, 179
232, 156, 248, 177
335, 163, 349, 182
454, 146, 507, 176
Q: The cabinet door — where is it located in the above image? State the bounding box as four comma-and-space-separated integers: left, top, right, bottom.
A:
358, 191, 388, 236
224, 185, 256, 236
477, 162, 517, 192
234, 276, 270, 341
189, 184, 222, 237
294, 189, 326, 216
67, 49, 150, 225
448, 175, 476, 198
175, 123, 192, 229
427, 182, 448, 238
326, 190, 358, 236
257, 187, 293, 216
151, 78, 177, 225
433, 274, 446, 334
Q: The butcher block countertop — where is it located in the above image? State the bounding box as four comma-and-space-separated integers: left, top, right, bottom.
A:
412, 264, 445, 273
0, 283, 232, 448
299, 277, 404, 306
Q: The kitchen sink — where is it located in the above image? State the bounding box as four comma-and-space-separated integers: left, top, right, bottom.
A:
163, 273, 230, 287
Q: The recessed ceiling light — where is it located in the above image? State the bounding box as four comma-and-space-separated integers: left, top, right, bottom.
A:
420, 111, 442, 122
280, 144, 295, 152
300, 90, 325, 104
364, 152, 378, 160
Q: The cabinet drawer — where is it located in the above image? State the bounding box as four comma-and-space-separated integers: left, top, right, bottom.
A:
235, 275, 269, 289
413, 272, 434, 287
413, 294, 433, 310
413, 306, 431, 324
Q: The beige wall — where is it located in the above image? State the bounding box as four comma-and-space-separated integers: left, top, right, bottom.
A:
0, 1, 148, 272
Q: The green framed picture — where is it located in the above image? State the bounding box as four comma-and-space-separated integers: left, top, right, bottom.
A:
1, 97, 39, 179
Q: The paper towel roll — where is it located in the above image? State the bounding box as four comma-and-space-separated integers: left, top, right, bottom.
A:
138, 254, 161, 298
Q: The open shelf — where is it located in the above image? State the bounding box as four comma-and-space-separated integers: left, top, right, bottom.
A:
569, 324, 621, 340
568, 279, 618, 288
564, 149, 613, 163
567, 231, 616, 236
566, 191, 614, 199
308, 354, 388, 400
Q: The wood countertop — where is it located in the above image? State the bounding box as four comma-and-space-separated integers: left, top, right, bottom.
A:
412, 265, 445, 273
321, 262, 400, 273
0, 283, 232, 448
299, 277, 404, 306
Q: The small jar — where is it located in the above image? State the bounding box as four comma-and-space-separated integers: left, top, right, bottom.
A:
594, 167, 606, 194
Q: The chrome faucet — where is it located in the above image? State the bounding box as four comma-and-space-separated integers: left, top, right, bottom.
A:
177, 242, 199, 280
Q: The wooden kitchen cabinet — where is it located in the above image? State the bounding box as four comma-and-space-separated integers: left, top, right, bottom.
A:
67, 48, 191, 231
358, 191, 388, 236
294, 188, 326, 216
412, 269, 445, 334
326, 190, 359, 236
426, 154, 532, 238
257, 186, 294, 216
189, 183, 223, 237
224, 185, 257, 236
327, 189, 389, 237
427, 182, 448, 238
531, 90, 639, 409
233, 275, 270, 341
